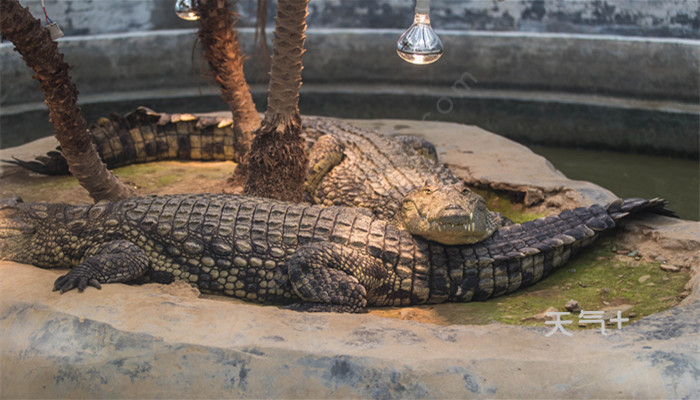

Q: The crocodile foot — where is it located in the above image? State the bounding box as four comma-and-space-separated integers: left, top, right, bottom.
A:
53, 240, 150, 293
54, 270, 102, 293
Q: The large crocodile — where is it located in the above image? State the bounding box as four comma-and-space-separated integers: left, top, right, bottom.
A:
0, 190, 671, 312
5, 108, 501, 245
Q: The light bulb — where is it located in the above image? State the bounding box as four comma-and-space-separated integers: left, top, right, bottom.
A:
175, 0, 200, 21
396, 0, 443, 65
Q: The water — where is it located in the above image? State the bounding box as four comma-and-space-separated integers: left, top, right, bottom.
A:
529, 145, 699, 221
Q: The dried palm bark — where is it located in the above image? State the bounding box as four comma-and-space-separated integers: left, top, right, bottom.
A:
197, 0, 261, 165
243, 0, 309, 202
0, 0, 133, 202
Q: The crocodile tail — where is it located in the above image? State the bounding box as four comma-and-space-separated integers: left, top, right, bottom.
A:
3, 107, 238, 175
606, 198, 678, 221
3, 150, 69, 175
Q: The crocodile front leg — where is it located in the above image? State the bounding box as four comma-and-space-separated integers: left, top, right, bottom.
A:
287, 242, 387, 313
53, 240, 150, 293
305, 134, 345, 199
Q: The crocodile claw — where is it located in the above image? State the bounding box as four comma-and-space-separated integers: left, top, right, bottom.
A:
53, 272, 102, 293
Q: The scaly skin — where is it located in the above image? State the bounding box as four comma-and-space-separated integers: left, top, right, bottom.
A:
0, 192, 667, 313
5, 108, 498, 245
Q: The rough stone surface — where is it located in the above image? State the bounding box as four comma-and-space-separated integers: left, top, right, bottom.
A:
1, 119, 698, 398
1, 259, 698, 399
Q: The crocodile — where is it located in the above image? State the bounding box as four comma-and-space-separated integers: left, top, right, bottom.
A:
5, 107, 499, 244
0, 190, 672, 313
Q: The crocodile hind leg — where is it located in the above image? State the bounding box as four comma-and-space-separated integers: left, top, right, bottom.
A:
53, 240, 150, 293
286, 242, 387, 313
304, 134, 345, 200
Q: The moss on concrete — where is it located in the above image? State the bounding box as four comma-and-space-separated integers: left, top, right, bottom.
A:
473, 188, 547, 224
0, 161, 236, 204
371, 236, 690, 329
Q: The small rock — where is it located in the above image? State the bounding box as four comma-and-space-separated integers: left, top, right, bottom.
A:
599, 288, 610, 294
617, 274, 624, 278
545, 199, 561, 208
629, 313, 637, 318
568, 268, 576, 273
638, 275, 651, 283
660, 264, 681, 272
520, 306, 559, 322
578, 281, 588, 288
565, 299, 581, 312
655, 256, 667, 263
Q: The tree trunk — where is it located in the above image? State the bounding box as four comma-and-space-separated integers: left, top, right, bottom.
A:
197, 0, 261, 166
0, 0, 133, 202
243, 0, 309, 202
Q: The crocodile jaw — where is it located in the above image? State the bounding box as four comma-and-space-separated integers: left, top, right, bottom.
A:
399, 184, 497, 245
410, 202, 497, 245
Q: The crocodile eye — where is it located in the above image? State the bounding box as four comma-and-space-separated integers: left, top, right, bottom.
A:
423, 188, 432, 194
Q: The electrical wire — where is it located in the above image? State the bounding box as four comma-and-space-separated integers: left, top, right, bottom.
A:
41, 0, 55, 24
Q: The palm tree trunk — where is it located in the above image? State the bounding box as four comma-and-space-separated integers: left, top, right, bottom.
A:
0, 0, 133, 202
243, 0, 309, 202
197, 0, 261, 164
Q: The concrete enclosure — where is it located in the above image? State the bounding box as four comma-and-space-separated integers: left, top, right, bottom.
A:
1, 2, 699, 397
1, 1, 698, 155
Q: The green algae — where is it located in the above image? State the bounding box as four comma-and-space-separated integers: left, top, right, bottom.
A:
473, 188, 546, 224
0, 161, 236, 203
0, 173, 90, 204
112, 161, 235, 191
372, 236, 690, 328
486, 237, 689, 328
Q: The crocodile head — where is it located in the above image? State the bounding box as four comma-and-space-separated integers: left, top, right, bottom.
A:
0, 196, 35, 261
398, 183, 497, 245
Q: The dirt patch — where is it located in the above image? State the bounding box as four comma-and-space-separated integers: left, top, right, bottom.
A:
0, 161, 241, 203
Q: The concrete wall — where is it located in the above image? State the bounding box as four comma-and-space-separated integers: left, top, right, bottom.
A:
3, 30, 698, 105
18, 0, 700, 38
1, 1, 698, 155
